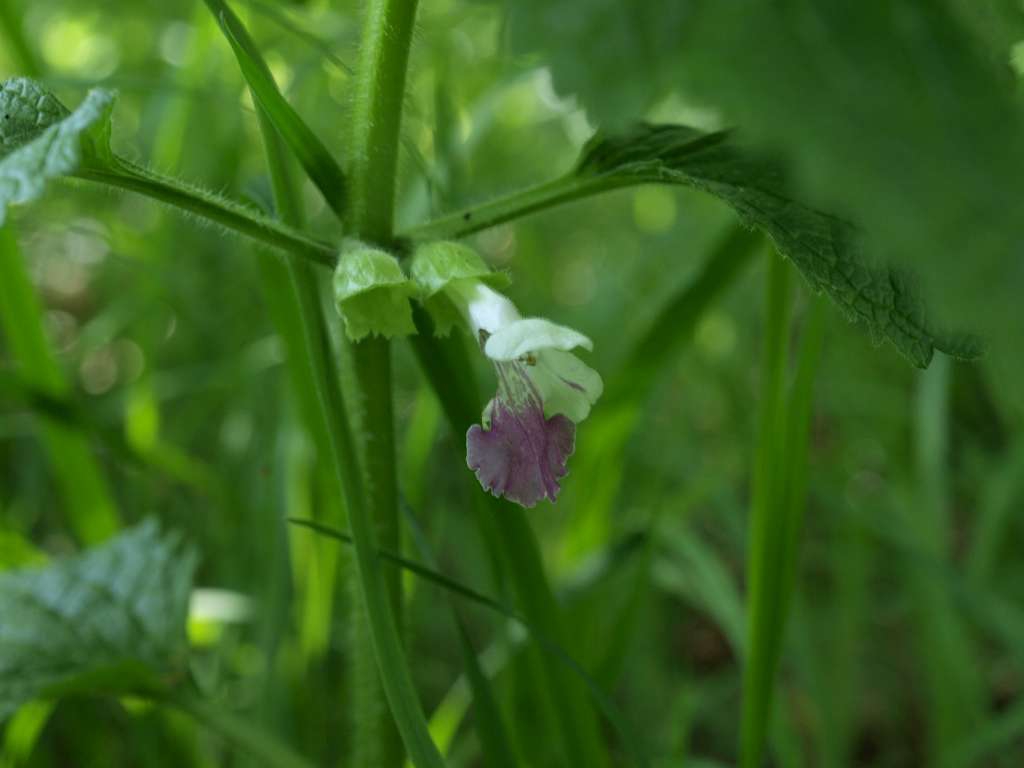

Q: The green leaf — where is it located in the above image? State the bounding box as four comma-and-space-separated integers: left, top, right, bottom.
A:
0, 78, 114, 225
333, 242, 417, 340
0, 77, 334, 266
674, 0, 1024, 395
202, 0, 348, 220
575, 125, 983, 367
0, 520, 197, 720
409, 241, 509, 335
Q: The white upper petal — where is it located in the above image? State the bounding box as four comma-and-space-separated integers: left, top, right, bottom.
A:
447, 281, 521, 336
484, 318, 593, 361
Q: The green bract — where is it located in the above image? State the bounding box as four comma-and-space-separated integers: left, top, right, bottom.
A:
333, 242, 417, 340
0, 78, 115, 225
409, 241, 509, 335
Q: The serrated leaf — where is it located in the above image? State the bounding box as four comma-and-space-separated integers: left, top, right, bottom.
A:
333, 243, 417, 341
0, 520, 197, 720
409, 240, 510, 336
671, 0, 1023, 387
0, 78, 115, 225
576, 124, 982, 367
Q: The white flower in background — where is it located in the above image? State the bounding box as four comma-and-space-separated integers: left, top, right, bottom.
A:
412, 242, 602, 507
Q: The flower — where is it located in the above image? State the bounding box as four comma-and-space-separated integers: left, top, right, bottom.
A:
411, 241, 603, 507
449, 280, 603, 507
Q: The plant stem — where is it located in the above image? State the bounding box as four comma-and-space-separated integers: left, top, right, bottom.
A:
74, 159, 336, 267
349, 337, 405, 768
402, 176, 624, 241
348, 0, 419, 241
346, 1, 444, 767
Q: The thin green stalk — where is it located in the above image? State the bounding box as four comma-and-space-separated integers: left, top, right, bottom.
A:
911, 356, 983, 762
740, 252, 792, 768
167, 693, 315, 768
402, 175, 625, 241
74, 160, 335, 267
345, 0, 445, 766
777, 296, 826, 620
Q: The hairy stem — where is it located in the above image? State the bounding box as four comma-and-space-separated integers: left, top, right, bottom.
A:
346, 0, 443, 767
348, 0, 420, 241
74, 159, 336, 267
401, 176, 626, 241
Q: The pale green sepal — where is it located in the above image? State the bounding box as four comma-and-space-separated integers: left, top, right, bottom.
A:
484, 317, 593, 361
0, 78, 115, 225
531, 349, 603, 422
333, 242, 417, 341
409, 241, 509, 336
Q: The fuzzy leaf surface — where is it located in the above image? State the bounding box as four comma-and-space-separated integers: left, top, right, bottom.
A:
0, 520, 197, 719
0, 78, 114, 224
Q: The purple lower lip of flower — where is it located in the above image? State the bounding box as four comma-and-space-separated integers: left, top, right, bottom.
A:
466, 397, 576, 508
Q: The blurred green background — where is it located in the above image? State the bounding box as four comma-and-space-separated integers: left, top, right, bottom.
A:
2, 0, 1023, 766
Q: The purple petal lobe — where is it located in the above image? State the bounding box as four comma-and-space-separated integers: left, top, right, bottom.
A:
466, 398, 575, 508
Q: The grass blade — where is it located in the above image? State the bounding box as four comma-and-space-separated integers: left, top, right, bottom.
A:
288, 516, 650, 768
202, 0, 348, 220
400, 505, 517, 767
740, 252, 792, 768
910, 356, 984, 761
741, 271, 826, 768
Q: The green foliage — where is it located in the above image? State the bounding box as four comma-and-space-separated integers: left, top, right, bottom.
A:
0, 78, 112, 224
673, 0, 1024, 386
1, 2, 1022, 767
675, 0, 1024, 284
575, 125, 981, 368
0, 521, 196, 720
